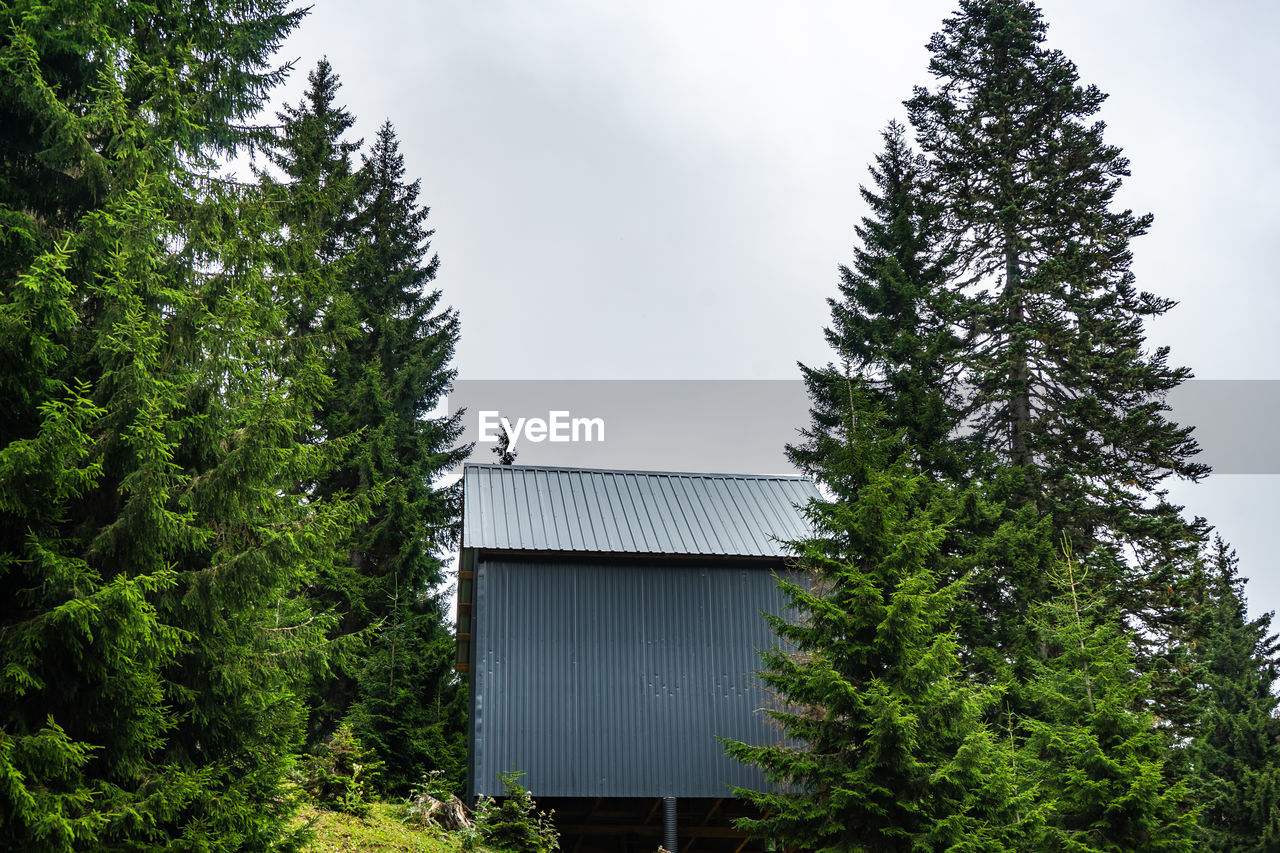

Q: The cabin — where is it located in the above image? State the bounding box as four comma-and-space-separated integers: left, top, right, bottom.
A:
455, 463, 819, 853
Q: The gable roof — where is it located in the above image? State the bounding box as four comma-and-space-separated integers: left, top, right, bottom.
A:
461, 463, 820, 558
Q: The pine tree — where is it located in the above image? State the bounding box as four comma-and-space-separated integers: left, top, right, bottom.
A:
727, 397, 1029, 852
0, 1, 356, 849
781, 2, 1250, 845
1185, 538, 1280, 851
1020, 543, 1197, 850
904, 0, 1208, 630
327, 122, 467, 793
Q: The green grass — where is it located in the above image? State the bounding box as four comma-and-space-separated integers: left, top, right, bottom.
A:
299, 802, 466, 853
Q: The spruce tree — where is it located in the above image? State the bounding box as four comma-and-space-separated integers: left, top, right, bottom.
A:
793, 121, 963, 484
0, 1, 355, 849
784, 3, 1237, 843
260, 67, 465, 789
257, 58, 369, 746
881, 2, 1216, 760
904, 0, 1208, 634
727, 397, 1029, 852
1020, 545, 1197, 850
790, 117, 1055, 676
260, 58, 362, 350
326, 121, 466, 793
1185, 538, 1280, 851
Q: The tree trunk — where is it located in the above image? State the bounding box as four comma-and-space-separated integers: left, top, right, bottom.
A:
1005, 238, 1032, 468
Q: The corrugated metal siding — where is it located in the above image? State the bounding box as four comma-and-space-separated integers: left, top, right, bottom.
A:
472, 558, 793, 798
463, 465, 819, 557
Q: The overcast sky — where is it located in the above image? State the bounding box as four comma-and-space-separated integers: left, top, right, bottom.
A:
265, 1, 1280, 616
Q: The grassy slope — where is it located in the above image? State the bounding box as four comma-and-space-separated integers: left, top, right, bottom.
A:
300, 802, 466, 853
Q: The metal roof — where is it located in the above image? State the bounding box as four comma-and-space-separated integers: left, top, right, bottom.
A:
461, 463, 819, 558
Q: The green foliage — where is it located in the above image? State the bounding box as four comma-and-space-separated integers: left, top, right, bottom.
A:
300, 724, 383, 817
775, 3, 1251, 847
333, 119, 466, 794
260, 62, 466, 794
410, 770, 459, 804
466, 772, 559, 853
1185, 539, 1280, 851
1019, 543, 1197, 850
906, 0, 1206, 503
257, 57, 370, 747
0, 16, 462, 846
347, 610, 468, 796
730, 401, 1030, 852
903, 0, 1208, 650
793, 122, 963, 484
260, 57, 362, 354
0, 0, 367, 850
403, 770, 460, 828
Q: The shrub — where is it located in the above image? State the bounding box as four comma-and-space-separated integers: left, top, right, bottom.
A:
300, 724, 384, 816
465, 771, 559, 853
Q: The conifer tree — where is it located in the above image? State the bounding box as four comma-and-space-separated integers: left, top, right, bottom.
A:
782, 2, 1254, 846
728, 397, 1030, 852
1020, 544, 1197, 850
868, 1, 1215, 754
261, 57, 362, 343
0, 1, 355, 849
258, 58, 369, 745
904, 0, 1207, 634
260, 66, 465, 788
1185, 539, 1280, 850
791, 118, 1056, 676
326, 122, 466, 793
793, 122, 963, 484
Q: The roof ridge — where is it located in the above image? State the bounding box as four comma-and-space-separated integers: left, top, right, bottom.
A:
462, 462, 813, 481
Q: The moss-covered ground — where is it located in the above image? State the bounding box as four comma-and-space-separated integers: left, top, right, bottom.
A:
299, 802, 466, 853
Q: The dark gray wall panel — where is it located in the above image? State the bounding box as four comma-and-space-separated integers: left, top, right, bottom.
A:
472, 558, 792, 798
